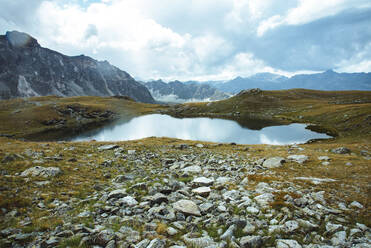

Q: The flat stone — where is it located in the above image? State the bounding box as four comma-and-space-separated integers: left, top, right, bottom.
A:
108, 189, 127, 199
199, 202, 214, 213
21, 166, 62, 178
254, 193, 274, 206
173, 200, 201, 216
263, 157, 285, 168
287, 155, 308, 164
192, 177, 214, 186
276, 239, 302, 248
120, 196, 138, 207
192, 187, 211, 197
98, 144, 119, 151
182, 165, 202, 174
349, 201, 364, 209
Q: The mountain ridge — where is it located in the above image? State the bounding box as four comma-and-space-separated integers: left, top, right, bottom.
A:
0, 31, 155, 103
208, 70, 371, 94
144, 79, 230, 103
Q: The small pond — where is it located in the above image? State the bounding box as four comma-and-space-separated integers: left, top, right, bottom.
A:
73, 114, 331, 145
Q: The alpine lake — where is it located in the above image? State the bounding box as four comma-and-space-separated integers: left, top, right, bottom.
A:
73, 114, 331, 145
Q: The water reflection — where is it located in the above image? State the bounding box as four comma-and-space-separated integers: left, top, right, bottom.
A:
73, 114, 330, 145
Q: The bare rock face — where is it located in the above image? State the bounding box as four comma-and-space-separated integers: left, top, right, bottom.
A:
0, 31, 155, 103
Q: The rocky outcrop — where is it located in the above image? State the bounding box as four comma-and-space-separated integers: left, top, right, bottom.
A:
0, 31, 155, 103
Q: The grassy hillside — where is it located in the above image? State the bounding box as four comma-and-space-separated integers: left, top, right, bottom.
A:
0, 96, 163, 140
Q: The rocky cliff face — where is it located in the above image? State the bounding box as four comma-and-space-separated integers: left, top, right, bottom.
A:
0, 31, 155, 103
144, 80, 230, 103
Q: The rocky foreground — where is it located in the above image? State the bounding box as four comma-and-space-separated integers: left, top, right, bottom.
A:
0, 138, 370, 248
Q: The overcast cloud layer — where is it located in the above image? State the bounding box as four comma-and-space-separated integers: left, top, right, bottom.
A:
0, 0, 370, 81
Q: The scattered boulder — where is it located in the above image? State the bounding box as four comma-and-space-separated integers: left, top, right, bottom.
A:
192, 177, 214, 186
173, 200, 201, 216
21, 166, 62, 178
107, 189, 127, 199
287, 155, 308, 164
192, 187, 211, 197
263, 157, 285, 168
182, 165, 202, 174
331, 147, 351, 154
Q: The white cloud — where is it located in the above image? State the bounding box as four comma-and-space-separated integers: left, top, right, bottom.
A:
257, 0, 371, 36
1, 0, 370, 80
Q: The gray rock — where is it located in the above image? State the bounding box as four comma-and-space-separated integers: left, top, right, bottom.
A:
98, 144, 119, 151
243, 223, 256, 234
182, 233, 218, 248
276, 239, 302, 248
287, 155, 308, 164
106, 240, 116, 248
331, 147, 351, 154
246, 206, 260, 215
220, 224, 236, 240
120, 196, 138, 207
192, 187, 211, 197
147, 238, 166, 248
240, 235, 263, 248
108, 189, 127, 199
192, 177, 214, 186
254, 193, 274, 206
167, 227, 178, 236
199, 202, 214, 213
331, 231, 347, 246
349, 201, 364, 209
173, 200, 201, 216
21, 166, 62, 178
284, 220, 299, 233
134, 239, 150, 248
182, 165, 202, 174
147, 193, 168, 205
263, 157, 285, 168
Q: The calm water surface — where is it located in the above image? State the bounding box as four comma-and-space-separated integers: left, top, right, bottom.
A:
73, 114, 330, 145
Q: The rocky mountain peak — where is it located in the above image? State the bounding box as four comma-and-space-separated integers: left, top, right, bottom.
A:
5, 30, 40, 48
0, 30, 155, 103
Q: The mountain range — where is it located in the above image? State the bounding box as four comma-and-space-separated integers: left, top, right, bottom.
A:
208, 71, 371, 94
144, 80, 230, 103
1, 31, 370, 104
0, 31, 155, 103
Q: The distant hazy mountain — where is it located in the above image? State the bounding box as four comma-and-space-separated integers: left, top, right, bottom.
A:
0, 31, 155, 103
210, 71, 371, 94
144, 80, 230, 103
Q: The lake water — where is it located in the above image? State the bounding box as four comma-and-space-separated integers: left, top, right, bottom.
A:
73, 114, 331, 145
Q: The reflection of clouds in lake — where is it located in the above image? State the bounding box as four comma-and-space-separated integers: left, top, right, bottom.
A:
74, 114, 330, 144
259, 134, 284, 145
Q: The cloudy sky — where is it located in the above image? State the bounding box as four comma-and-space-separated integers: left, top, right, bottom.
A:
1, 0, 371, 81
